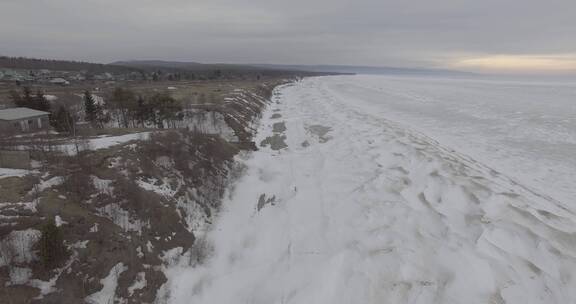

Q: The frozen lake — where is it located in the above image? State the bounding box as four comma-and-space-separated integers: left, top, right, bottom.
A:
325, 75, 576, 206
167, 76, 576, 304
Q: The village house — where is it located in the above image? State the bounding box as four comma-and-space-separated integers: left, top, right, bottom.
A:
0, 107, 50, 135
49, 77, 70, 86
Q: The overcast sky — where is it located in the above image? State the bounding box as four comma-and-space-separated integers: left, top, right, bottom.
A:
1, 0, 575, 73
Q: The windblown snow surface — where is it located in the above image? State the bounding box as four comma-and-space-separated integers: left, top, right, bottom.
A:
167, 76, 576, 304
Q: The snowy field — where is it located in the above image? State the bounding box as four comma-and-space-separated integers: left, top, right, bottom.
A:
166, 76, 576, 303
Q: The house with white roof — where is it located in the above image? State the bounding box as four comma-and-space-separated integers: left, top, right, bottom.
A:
49, 78, 70, 86
0, 107, 50, 135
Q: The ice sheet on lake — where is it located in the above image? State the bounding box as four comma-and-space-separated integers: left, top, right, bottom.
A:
324, 75, 576, 205
165, 76, 576, 304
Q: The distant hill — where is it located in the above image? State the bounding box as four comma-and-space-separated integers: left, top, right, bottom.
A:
250, 64, 475, 77
112, 60, 207, 71
0, 56, 139, 74
116, 61, 474, 77
111, 60, 337, 78
0, 56, 472, 77
112, 60, 270, 72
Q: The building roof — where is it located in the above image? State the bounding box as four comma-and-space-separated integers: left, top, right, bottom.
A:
50, 78, 69, 83
0, 108, 50, 121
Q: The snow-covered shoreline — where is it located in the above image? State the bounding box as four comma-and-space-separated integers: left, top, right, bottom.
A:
166, 76, 576, 304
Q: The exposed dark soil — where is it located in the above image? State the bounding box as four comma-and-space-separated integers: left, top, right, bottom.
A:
0, 78, 290, 303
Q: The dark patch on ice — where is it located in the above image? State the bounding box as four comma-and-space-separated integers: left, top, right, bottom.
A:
536, 209, 563, 221
271, 113, 282, 119
306, 125, 333, 143
490, 292, 506, 304
257, 194, 276, 211
525, 261, 542, 274
499, 192, 520, 198
301, 140, 310, 148
260, 121, 288, 150
260, 134, 288, 150
417, 192, 435, 210
272, 122, 287, 133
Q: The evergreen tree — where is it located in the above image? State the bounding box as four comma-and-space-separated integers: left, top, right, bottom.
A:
84, 90, 97, 124
39, 219, 66, 269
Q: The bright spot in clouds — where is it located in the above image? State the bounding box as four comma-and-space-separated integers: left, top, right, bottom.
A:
453, 54, 576, 73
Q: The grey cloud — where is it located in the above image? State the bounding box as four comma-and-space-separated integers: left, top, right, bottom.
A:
0, 0, 575, 69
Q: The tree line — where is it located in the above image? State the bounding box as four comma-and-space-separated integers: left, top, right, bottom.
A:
9, 87, 50, 111
101, 88, 183, 129
0, 56, 136, 74
8, 86, 185, 134
8, 87, 75, 133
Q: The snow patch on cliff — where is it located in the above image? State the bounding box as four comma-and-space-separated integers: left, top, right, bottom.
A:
86, 263, 128, 304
